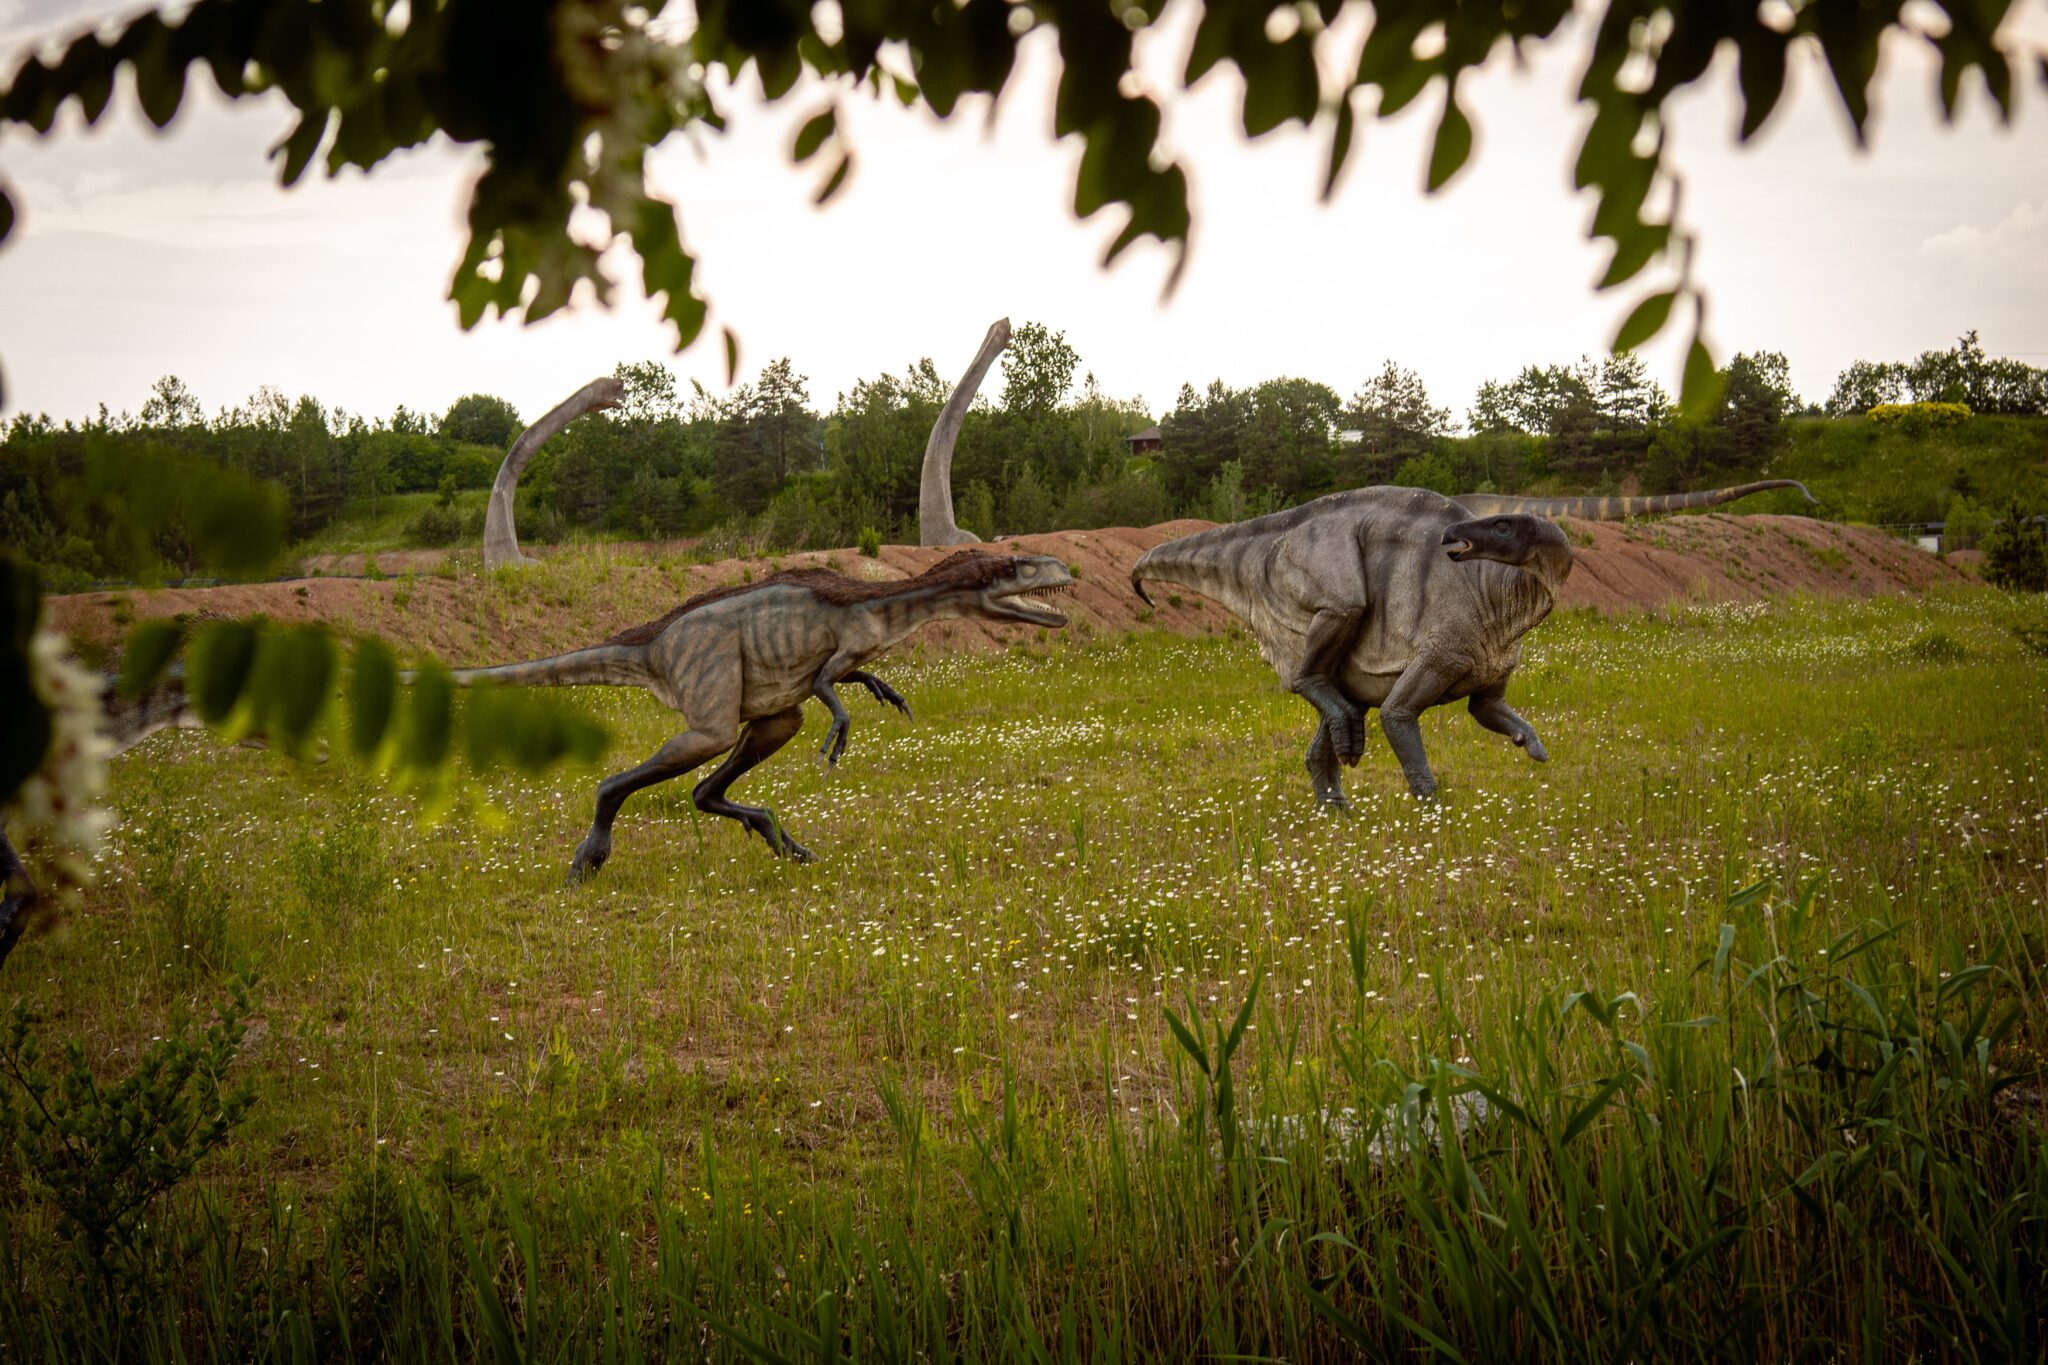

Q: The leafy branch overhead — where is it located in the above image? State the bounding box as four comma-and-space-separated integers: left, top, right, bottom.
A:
1, 0, 2040, 400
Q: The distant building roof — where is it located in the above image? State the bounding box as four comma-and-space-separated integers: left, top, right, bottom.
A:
1126, 424, 1162, 444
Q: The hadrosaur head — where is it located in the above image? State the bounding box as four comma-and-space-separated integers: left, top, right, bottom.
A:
1440, 513, 1573, 572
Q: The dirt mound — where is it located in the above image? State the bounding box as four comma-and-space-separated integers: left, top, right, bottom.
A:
46, 515, 1966, 665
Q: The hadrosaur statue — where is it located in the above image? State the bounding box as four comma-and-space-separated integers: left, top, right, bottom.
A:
450, 550, 1073, 877
1132, 480, 1814, 808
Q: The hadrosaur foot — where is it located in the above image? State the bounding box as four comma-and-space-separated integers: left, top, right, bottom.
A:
1520, 732, 1549, 762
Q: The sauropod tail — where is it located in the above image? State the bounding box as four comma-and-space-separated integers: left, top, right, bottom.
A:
1454, 479, 1817, 520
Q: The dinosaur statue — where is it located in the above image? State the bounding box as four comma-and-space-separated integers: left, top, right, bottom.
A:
483, 376, 626, 570
1130, 479, 1814, 807
920, 318, 1010, 546
449, 549, 1073, 878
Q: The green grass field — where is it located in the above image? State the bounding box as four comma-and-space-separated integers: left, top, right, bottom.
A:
4, 590, 2046, 1361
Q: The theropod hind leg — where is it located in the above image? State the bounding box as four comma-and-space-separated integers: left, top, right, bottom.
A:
570, 726, 736, 884
691, 707, 813, 862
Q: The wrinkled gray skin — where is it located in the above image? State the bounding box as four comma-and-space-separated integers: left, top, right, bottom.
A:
1130, 480, 1813, 807
1, 668, 208, 971
453, 554, 1074, 879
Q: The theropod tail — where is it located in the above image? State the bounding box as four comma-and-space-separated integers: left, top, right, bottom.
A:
438, 644, 651, 690
1454, 479, 1817, 520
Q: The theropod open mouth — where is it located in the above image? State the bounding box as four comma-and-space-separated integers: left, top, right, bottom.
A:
997, 581, 1072, 626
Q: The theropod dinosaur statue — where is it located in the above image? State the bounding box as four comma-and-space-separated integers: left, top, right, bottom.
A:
451, 550, 1073, 877
1131, 480, 1814, 807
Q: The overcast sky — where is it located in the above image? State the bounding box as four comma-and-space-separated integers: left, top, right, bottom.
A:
1, 1, 2044, 430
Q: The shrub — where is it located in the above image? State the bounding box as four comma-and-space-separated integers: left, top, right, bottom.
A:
858, 526, 882, 557
1392, 451, 1459, 496
1982, 503, 2048, 591
406, 503, 465, 547
1867, 401, 1970, 433
0, 979, 254, 1290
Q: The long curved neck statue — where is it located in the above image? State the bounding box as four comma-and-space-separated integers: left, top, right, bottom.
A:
920, 318, 1011, 547
483, 376, 627, 569
1455, 479, 1816, 520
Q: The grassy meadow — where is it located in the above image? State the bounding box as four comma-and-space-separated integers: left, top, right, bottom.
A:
3, 589, 2047, 1361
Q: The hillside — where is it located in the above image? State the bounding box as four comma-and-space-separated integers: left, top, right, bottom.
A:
49, 514, 1968, 664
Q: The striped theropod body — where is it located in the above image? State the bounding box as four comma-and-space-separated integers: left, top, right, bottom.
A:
452, 550, 1073, 878
1131, 480, 1812, 807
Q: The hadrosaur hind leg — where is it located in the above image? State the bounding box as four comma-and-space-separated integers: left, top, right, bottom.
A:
691, 707, 813, 862
570, 727, 736, 883
1379, 658, 1458, 800
1304, 720, 1351, 811
1468, 689, 1548, 762
1289, 608, 1366, 765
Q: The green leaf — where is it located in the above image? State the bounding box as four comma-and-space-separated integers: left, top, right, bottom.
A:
723, 328, 740, 387
262, 626, 336, 751
1736, 31, 1787, 140
1560, 1072, 1634, 1145
404, 663, 454, 772
188, 621, 260, 726
1426, 88, 1472, 191
1712, 922, 1736, 984
1322, 93, 1356, 201
1221, 969, 1262, 1061
813, 151, 852, 205
349, 639, 397, 761
792, 107, 836, 163
272, 111, 331, 186
1679, 334, 1720, 417
1597, 223, 1671, 288
0, 184, 14, 243
117, 619, 183, 700
1612, 290, 1676, 353
1161, 1005, 1209, 1075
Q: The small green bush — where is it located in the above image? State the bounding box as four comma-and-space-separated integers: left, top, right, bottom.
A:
1867, 401, 1971, 432
858, 526, 882, 557
406, 503, 464, 547
1982, 503, 2048, 591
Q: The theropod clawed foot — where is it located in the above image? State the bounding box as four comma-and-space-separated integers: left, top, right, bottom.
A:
567, 831, 612, 884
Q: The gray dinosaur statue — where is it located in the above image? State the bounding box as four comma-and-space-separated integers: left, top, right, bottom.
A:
1130, 479, 1813, 807
450, 549, 1073, 877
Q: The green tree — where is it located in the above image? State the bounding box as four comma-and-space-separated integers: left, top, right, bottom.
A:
1000, 323, 1080, 418
1341, 362, 1450, 483
439, 393, 522, 448
0, 0, 2036, 415
137, 375, 203, 430
1718, 351, 1794, 461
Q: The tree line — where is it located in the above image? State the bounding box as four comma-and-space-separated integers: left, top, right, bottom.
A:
2, 327, 2042, 586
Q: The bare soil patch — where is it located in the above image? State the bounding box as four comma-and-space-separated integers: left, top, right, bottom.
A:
47, 515, 1966, 664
